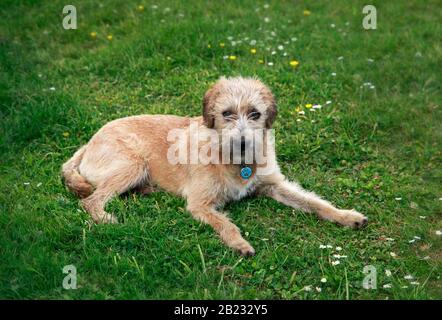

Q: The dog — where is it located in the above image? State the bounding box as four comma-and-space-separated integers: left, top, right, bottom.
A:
62, 76, 368, 256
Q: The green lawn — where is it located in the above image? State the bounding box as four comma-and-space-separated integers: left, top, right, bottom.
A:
1, 0, 441, 299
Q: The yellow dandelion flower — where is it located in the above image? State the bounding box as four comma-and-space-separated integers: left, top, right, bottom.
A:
90, 31, 97, 38
228, 55, 237, 60
290, 60, 299, 67
107, 34, 113, 41
305, 103, 312, 108
62, 132, 70, 137
303, 10, 311, 16
219, 42, 225, 48
295, 106, 302, 113
258, 59, 264, 64
137, 5, 144, 11
250, 48, 257, 54
207, 44, 211, 48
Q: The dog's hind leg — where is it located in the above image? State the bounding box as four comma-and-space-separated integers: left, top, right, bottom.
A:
81, 164, 147, 224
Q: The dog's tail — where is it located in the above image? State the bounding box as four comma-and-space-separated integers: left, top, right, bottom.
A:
62, 145, 93, 198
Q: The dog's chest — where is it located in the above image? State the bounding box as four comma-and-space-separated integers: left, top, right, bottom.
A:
224, 176, 257, 201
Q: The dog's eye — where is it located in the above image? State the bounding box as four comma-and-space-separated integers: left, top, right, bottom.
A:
222, 111, 233, 118
249, 111, 261, 120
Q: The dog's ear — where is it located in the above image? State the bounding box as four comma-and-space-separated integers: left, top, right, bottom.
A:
202, 82, 221, 128
262, 89, 277, 128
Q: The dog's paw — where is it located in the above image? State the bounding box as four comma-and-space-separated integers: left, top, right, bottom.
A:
339, 209, 368, 229
235, 241, 256, 257
94, 213, 118, 224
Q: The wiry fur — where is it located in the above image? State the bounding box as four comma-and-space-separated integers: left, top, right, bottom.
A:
62, 77, 368, 256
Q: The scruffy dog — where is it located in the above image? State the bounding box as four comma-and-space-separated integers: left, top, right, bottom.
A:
62, 77, 367, 256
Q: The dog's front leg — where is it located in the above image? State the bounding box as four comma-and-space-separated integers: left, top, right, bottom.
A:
262, 177, 368, 228
186, 201, 255, 256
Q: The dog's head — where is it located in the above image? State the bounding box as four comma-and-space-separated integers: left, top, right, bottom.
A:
202, 77, 276, 163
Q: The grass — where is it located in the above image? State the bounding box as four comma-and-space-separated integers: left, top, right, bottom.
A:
0, 0, 441, 300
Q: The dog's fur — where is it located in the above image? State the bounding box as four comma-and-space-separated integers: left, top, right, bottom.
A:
62, 77, 367, 256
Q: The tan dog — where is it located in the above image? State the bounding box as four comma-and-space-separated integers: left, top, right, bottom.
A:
62, 77, 367, 256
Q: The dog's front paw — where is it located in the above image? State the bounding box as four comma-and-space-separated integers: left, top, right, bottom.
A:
234, 240, 256, 257
339, 209, 368, 229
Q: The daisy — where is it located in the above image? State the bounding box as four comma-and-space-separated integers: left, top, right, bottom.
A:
335, 246, 342, 251
320, 277, 327, 283
385, 270, 392, 277
331, 260, 340, 266
250, 40, 257, 45
303, 285, 312, 291
436, 230, 442, 236
404, 275, 413, 280
383, 284, 392, 289
315, 287, 322, 292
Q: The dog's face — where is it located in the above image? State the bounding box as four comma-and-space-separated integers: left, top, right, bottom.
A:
202, 77, 277, 162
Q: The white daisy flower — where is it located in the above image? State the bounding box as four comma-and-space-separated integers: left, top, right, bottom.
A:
250, 39, 257, 45
331, 72, 336, 76
325, 100, 332, 105
326, 245, 333, 249
390, 252, 397, 257
335, 246, 342, 251
321, 277, 327, 283
291, 37, 298, 42
385, 270, 392, 277
331, 260, 340, 266
395, 197, 402, 201
277, 45, 284, 50
264, 17, 270, 23
404, 275, 413, 280
298, 111, 305, 115
315, 287, 322, 292
303, 285, 312, 291
267, 62, 274, 66
49, 87, 55, 91
338, 56, 343, 60
419, 216, 426, 219
410, 281, 420, 286
436, 230, 442, 236
319, 244, 327, 249
330, 24, 336, 28
383, 284, 392, 289
271, 51, 276, 55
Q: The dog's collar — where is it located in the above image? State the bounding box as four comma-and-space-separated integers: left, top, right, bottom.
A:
240, 164, 253, 180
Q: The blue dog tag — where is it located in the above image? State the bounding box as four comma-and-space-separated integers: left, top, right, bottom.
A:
240, 166, 252, 179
